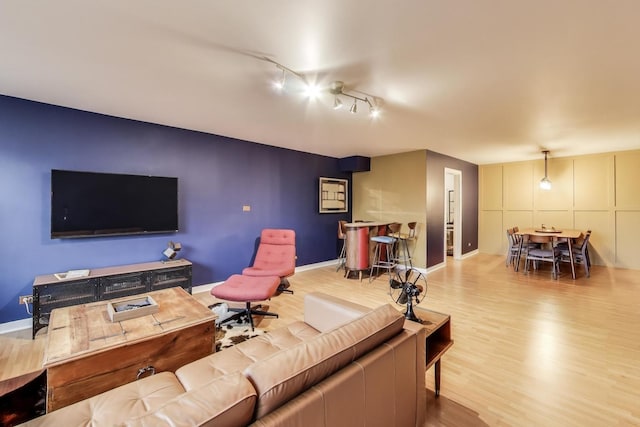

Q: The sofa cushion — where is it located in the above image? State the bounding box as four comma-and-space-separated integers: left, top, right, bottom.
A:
244, 303, 404, 418
20, 372, 185, 427
120, 373, 256, 427
176, 321, 321, 391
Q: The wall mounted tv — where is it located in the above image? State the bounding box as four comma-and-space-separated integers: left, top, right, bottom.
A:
51, 169, 179, 239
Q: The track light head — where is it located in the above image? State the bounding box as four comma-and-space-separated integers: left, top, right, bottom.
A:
333, 96, 343, 109
303, 82, 321, 99
367, 98, 380, 118
349, 99, 357, 114
329, 81, 345, 95
274, 67, 286, 90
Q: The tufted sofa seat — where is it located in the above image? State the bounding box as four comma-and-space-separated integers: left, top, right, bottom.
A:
20, 292, 427, 427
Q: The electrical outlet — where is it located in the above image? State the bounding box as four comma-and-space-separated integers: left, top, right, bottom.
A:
19, 295, 33, 305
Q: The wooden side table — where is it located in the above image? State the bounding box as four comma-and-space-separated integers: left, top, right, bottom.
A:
413, 307, 453, 396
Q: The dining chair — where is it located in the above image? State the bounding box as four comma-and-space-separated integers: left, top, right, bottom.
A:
512, 226, 542, 269
524, 234, 561, 279
559, 230, 592, 277
505, 227, 519, 267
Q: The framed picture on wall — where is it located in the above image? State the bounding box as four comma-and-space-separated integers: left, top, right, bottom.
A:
319, 177, 348, 213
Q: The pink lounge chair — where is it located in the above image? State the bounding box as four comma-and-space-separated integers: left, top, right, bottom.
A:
210, 229, 296, 330
242, 228, 296, 294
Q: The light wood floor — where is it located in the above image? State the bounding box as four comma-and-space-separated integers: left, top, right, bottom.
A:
2, 254, 639, 426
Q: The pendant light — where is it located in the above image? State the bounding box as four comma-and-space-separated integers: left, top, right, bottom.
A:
539, 150, 552, 190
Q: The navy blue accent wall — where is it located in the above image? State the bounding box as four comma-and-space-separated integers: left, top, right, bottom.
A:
426, 150, 478, 267
0, 95, 350, 324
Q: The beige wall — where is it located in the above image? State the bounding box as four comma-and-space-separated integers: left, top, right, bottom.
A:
479, 149, 640, 269
352, 151, 427, 268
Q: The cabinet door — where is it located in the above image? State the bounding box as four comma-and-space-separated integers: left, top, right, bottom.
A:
35, 279, 99, 331
99, 272, 148, 300
150, 266, 192, 292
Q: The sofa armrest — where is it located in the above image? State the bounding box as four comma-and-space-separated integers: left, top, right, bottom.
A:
249, 317, 427, 427
303, 292, 371, 332
247, 303, 404, 419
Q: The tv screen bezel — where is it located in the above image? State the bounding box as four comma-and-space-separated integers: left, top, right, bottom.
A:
50, 169, 179, 239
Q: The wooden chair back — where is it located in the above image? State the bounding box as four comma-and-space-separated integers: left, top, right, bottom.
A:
337, 220, 347, 240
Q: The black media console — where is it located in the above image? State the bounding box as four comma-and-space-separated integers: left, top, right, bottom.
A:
31, 259, 192, 338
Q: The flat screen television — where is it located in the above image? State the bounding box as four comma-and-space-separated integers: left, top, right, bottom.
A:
51, 169, 179, 238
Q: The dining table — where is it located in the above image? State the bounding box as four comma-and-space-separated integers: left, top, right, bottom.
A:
515, 228, 584, 279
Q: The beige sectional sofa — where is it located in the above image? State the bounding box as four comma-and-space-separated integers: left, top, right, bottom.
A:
21, 292, 427, 427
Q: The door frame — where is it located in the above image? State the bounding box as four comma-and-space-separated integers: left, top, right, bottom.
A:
444, 168, 462, 260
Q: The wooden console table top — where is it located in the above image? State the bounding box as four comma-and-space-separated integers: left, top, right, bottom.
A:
44, 286, 213, 367
33, 259, 191, 286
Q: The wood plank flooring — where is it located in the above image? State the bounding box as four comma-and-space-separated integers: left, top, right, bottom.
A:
2, 254, 639, 426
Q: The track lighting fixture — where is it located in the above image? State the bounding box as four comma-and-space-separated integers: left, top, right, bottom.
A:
265, 58, 382, 118
539, 150, 552, 190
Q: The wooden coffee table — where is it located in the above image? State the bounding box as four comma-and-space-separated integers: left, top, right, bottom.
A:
43, 287, 215, 412
413, 307, 453, 396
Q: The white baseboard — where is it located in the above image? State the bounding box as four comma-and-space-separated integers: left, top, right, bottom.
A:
0, 318, 31, 334
426, 262, 446, 274
192, 281, 224, 294
434, 248, 479, 273
295, 259, 338, 272
461, 249, 479, 259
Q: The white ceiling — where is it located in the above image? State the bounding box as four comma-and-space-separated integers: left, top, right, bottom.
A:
2, 1, 640, 165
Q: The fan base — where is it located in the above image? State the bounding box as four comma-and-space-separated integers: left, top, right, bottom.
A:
404, 305, 423, 324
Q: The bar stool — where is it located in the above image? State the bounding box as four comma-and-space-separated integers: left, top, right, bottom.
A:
369, 223, 399, 283
336, 220, 347, 272
391, 221, 417, 268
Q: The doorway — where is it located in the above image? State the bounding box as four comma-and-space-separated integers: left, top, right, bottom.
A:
444, 168, 462, 260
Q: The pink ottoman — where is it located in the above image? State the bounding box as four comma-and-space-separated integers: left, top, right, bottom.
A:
210, 274, 280, 330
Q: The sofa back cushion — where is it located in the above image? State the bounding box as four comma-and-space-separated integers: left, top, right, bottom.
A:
244, 303, 404, 419
303, 292, 371, 332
